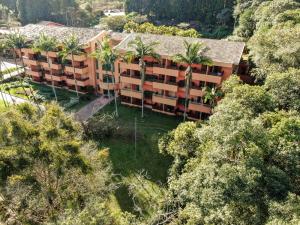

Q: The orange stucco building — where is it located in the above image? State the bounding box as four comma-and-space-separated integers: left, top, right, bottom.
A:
17, 24, 245, 120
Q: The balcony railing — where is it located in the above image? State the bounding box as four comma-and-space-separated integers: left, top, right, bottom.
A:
45, 73, 65, 82
66, 54, 87, 61
188, 101, 212, 114
153, 66, 179, 77
153, 81, 178, 92
26, 69, 42, 77
120, 73, 142, 85
153, 94, 177, 106
23, 58, 40, 66
192, 71, 222, 84
121, 89, 143, 99
66, 77, 89, 86
152, 105, 176, 115
190, 85, 204, 96
65, 65, 89, 74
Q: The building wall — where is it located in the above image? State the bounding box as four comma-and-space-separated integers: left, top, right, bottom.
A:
21, 34, 239, 120
21, 31, 107, 94
111, 55, 235, 120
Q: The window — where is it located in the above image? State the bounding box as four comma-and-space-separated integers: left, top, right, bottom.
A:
96, 60, 99, 69
96, 72, 100, 79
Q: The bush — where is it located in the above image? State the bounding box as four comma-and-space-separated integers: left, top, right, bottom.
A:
84, 113, 118, 140
124, 22, 201, 37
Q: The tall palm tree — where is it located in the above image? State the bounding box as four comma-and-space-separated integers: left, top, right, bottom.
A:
61, 35, 84, 98
33, 33, 58, 101
6, 32, 39, 106
203, 87, 223, 108
91, 37, 119, 117
124, 36, 160, 118
173, 41, 212, 121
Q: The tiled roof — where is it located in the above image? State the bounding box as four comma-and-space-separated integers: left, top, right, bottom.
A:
109, 32, 129, 41
16, 24, 103, 45
115, 33, 245, 65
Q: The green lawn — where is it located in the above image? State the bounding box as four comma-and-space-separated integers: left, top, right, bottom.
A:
0, 100, 7, 113
96, 102, 181, 219
0, 81, 96, 112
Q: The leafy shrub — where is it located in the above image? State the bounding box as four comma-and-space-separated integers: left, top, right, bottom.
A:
84, 113, 118, 140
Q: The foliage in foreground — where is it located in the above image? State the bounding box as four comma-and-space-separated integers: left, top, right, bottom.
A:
0, 103, 115, 224
154, 73, 300, 224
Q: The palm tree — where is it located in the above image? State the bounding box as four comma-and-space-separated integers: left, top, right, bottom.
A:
124, 36, 160, 118
91, 37, 119, 117
6, 32, 39, 106
0, 41, 10, 107
203, 87, 223, 108
61, 35, 84, 98
33, 33, 58, 101
173, 41, 212, 121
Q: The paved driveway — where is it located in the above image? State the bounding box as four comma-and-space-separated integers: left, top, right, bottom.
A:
75, 96, 113, 122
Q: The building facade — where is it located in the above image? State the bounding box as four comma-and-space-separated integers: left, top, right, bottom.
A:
18, 24, 245, 120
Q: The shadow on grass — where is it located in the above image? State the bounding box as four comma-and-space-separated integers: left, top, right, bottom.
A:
97, 102, 181, 214
98, 102, 180, 184
114, 185, 138, 215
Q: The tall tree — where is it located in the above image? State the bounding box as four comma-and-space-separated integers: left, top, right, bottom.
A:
61, 35, 84, 98
33, 33, 58, 102
125, 36, 160, 118
91, 37, 119, 117
173, 41, 212, 121
0, 103, 114, 224
5, 32, 40, 108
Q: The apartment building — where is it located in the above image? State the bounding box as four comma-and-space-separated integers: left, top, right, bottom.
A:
114, 33, 245, 120
17, 24, 245, 120
19, 24, 107, 94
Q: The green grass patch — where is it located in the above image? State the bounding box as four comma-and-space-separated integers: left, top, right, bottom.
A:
0, 100, 7, 112
0, 81, 97, 112
96, 102, 181, 219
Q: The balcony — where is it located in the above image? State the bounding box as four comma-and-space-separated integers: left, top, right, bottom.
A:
26, 70, 41, 78
121, 97, 142, 108
153, 94, 177, 106
152, 105, 176, 116
190, 86, 204, 96
23, 58, 39, 66
51, 63, 62, 70
120, 74, 142, 85
21, 48, 35, 54
41, 51, 59, 58
121, 89, 142, 99
192, 71, 222, 84
45, 74, 65, 82
65, 66, 89, 75
153, 81, 178, 92
188, 102, 212, 114
100, 82, 115, 90
66, 54, 87, 61
40, 61, 62, 70
66, 77, 90, 86
153, 66, 179, 77
40, 61, 49, 68
119, 62, 140, 71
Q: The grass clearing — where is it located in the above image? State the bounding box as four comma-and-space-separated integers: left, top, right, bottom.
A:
0, 81, 96, 112
0, 100, 7, 112
96, 102, 181, 219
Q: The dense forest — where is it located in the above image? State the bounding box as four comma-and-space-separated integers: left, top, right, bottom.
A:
0, 0, 300, 224
0, 0, 106, 26
124, 0, 235, 36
